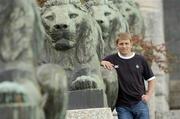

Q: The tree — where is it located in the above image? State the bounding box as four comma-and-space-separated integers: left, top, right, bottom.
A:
132, 35, 177, 73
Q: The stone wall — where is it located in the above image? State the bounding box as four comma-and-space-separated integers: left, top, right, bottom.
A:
162, 0, 180, 111
169, 80, 180, 109
163, 0, 180, 81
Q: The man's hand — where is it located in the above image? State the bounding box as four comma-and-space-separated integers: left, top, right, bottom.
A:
142, 79, 156, 103
101, 61, 114, 70
141, 94, 150, 103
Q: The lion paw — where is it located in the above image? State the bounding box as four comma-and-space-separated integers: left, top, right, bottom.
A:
71, 76, 98, 90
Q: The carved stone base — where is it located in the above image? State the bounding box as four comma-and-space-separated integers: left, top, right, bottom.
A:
66, 108, 113, 119
68, 89, 108, 110
0, 104, 41, 119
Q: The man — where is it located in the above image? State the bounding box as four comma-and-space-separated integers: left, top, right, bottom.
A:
101, 32, 155, 119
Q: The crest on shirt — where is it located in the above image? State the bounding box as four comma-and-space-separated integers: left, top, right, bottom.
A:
136, 64, 139, 69
114, 65, 119, 69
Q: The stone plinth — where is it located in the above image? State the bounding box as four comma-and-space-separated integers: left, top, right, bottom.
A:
0, 104, 40, 119
68, 89, 108, 110
66, 108, 113, 119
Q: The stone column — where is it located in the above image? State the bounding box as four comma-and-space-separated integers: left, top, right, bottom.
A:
135, 0, 169, 119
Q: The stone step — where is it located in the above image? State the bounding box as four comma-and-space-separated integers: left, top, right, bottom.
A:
66, 108, 113, 119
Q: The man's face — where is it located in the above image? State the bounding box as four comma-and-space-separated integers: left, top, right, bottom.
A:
116, 39, 132, 56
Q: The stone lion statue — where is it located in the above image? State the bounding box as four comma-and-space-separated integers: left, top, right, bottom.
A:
112, 0, 145, 38
0, 0, 44, 118
40, 0, 105, 91
40, 0, 124, 109
0, 0, 67, 119
84, 0, 129, 55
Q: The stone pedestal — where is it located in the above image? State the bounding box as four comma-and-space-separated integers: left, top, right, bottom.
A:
68, 89, 108, 110
66, 108, 113, 119
0, 104, 40, 119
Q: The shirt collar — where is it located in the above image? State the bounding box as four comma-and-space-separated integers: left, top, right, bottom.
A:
118, 52, 135, 59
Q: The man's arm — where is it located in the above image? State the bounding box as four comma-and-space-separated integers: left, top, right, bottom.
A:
101, 60, 114, 70
142, 79, 156, 102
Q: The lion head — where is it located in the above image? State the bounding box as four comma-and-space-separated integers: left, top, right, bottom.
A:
41, 2, 79, 51
41, 0, 104, 65
84, 0, 129, 55
112, 0, 145, 37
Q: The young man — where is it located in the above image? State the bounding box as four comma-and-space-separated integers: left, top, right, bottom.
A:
101, 32, 155, 119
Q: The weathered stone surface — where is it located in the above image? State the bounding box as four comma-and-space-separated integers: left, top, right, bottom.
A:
101, 68, 118, 109
37, 64, 68, 119
169, 110, 180, 119
155, 74, 169, 98
155, 111, 170, 119
136, 1, 169, 119
0, 0, 44, 73
147, 93, 155, 119
169, 80, 180, 109
68, 89, 107, 110
0, 104, 39, 119
135, 0, 164, 44
112, 0, 145, 38
66, 108, 114, 119
0, 0, 44, 118
40, 0, 119, 110
40, 0, 105, 92
155, 96, 170, 119
164, 0, 180, 81
85, 0, 129, 55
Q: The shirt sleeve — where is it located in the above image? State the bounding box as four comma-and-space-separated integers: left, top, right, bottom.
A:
102, 55, 114, 64
141, 57, 155, 81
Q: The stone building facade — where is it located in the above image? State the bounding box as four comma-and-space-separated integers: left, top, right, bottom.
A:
136, 0, 180, 119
